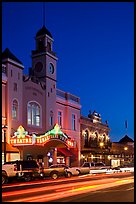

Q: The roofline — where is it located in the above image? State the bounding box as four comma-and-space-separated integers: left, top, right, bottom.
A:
32, 52, 58, 61
36, 34, 54, 41
2, 58, 24, 69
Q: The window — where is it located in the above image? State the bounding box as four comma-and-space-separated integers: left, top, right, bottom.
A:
14, 83, 17, 91
49, 111, 53, 126
47, 42, 51, 51
12, 99, 18, 119
27, 102, 40, 126
95, 162, 105, 167
18, 73, 20, 80
58, 111, 62, 126
84, 130, 89, 147
72, 114, 76, 130
2, 131, 4, 142
38, 39, 44, 51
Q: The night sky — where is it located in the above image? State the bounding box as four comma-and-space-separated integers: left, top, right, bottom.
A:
2, 2, 134, 142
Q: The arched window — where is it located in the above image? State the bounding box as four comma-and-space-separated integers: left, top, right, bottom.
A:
12, 99, 18, 119
84, 130, 89, 147
103, 134, 106, 142
38, 39, 44, 51
27, 102, 40, 126
47, 42, 51, 51
93, 132, 98, 146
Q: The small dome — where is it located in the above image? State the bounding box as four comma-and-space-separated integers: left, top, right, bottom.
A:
36, 25, 52, 38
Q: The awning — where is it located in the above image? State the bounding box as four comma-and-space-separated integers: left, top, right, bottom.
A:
57, 148, 73, 157
2, 142, 20, 153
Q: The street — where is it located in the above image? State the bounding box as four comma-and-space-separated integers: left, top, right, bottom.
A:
2, 172, 134, 202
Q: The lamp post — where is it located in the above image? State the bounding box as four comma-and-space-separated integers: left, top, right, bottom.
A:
99, 142, 104, 162
124, 146, 128, 164
2, 125, 8, 163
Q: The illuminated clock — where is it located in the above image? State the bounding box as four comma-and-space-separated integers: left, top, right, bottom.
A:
48, 63, 54, 74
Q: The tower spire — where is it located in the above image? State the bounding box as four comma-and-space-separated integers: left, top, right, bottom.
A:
43, 2, 45, 26
125, 120, 128, 135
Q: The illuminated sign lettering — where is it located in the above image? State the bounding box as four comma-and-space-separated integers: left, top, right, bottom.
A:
10, 124, 75, 148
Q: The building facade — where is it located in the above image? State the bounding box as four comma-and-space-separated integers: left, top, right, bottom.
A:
80, 111, 112, 165
2, 25, 81, 167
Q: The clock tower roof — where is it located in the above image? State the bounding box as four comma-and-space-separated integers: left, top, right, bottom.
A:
36, 25, 52, 38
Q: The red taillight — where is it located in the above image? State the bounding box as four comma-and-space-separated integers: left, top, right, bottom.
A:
14, 164, 17, 171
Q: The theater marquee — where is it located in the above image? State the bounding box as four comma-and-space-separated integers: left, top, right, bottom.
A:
10, 124, 76, 148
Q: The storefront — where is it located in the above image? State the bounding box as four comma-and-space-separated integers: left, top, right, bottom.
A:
10, 124, 77, 167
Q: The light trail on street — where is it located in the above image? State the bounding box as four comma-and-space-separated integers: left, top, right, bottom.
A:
2, 172, 134, 202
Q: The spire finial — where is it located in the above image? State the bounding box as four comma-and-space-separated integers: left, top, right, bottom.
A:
125, 120, 128, 134
43, 2, 45, 26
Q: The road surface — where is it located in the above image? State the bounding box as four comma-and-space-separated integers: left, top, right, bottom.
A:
2, 172, 134, 202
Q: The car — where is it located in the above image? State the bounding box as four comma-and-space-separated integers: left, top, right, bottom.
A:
42, 164, 80, 179
89, 167, 109, 174
75, 162, 111, 175
62, 165, 80, 178
42, 164, 67, 179
2, 160, 42, 184
106, 166, 121, 174
119, 164, 134, 173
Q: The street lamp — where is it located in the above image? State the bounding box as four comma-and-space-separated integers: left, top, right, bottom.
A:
99, 142, 104, 162
2, 125, 8, 163
124, 146, 128, 151
124, 146, 128, 164
99, 142, 104, 147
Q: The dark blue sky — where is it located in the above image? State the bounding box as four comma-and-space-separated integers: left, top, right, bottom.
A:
2, 2, 134, 142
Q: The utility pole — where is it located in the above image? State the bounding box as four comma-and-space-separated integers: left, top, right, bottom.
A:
3, 125, 8, 163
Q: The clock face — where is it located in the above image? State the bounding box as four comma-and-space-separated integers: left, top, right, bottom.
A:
34, 62, 43, 72
49, 63, 54, 74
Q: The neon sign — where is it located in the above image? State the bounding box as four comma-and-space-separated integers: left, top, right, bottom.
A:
14, 125, 28, 138
10, 124, 75, 148
10, 137, 32, 145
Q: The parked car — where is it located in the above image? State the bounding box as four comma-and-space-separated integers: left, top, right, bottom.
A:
75, 162, 111, 175
119, 164, 134, 173
2, 160, 42, 184
106, 166, 121, 174
41, 164, 67, 179
62, 165, 80, 178
41, 164, 80, 179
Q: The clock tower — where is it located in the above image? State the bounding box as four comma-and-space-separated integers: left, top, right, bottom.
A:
31, 25, 58, 130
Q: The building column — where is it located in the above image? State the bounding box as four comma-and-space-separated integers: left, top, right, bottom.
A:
43, 156, 48, 167
52, 148, 57, 164
65, 156, 70, 166
20, 147, 24, 160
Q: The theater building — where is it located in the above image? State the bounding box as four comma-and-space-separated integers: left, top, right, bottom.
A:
2, 25, 81, 167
